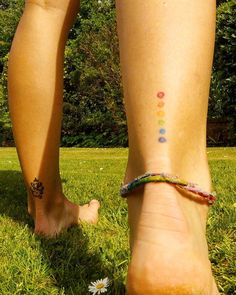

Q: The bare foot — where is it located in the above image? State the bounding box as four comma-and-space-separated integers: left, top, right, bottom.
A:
125, 174, 219, 294
28, 193, 100, 237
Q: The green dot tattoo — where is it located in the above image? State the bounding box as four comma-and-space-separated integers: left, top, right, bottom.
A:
158, 119, 165, 126
30, 178, 44, 199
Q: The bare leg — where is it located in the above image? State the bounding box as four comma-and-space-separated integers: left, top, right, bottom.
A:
8, 0, 100, 237
115, 0, 219, 294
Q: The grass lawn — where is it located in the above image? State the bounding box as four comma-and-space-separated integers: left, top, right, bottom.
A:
0, 147, 235, 295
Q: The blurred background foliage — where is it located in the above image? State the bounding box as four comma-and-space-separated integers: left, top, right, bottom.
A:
0, 0, 235, 147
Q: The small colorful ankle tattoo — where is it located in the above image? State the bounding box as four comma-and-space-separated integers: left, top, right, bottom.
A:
157, 90, 167, 143
30, 178, 44, 199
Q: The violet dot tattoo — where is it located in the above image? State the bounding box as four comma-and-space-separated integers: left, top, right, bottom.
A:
30, 178, 44, 199
157, 91, 167, 143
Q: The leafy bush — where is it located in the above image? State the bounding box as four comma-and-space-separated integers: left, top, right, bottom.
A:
209, 0, 236, 135
62, 0, 127, 147
0, 0, 24, 72
0, 0, 24, 146
0, 54, 13, 146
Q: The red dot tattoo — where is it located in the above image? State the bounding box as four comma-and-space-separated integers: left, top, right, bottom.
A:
157, 91, 165, 98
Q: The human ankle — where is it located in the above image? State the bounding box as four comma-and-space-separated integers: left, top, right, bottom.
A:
28, 189, 66, 218
125, 153, 173, 181
125, 151, 212, 192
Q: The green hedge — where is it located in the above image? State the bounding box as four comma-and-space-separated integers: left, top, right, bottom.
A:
62, 0, 127, 147
0, 1, 24, 145
209, 0, 236, 145
209, 1, 236, 121
0, 0, 235, 147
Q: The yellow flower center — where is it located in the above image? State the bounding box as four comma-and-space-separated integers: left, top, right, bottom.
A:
96, 283, 105, 289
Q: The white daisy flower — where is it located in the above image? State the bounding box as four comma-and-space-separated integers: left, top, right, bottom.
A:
88, 277, 109, 294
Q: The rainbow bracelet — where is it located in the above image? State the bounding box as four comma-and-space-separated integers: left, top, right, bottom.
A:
120, 172, 216, 205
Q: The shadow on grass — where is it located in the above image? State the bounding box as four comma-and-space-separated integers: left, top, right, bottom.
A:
0, 170, 67, 227
38, 227, 120, 295
0, 170, 126, 295
0, 170, 31, 225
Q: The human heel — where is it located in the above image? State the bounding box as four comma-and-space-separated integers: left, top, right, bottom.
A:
122, 176, 217, 295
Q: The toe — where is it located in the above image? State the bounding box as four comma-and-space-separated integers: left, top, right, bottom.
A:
89, 199, 100, 209
79, 199, 100, 224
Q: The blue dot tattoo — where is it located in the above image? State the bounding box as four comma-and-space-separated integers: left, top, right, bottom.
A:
159, 128, 166, 135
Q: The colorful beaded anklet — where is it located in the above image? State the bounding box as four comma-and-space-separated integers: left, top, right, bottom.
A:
120, 172, 216, 205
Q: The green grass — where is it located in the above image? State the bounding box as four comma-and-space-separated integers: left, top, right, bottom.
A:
0, 147, 235, 295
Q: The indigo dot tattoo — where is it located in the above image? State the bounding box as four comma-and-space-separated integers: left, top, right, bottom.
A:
159, 137, 167, 143
30, 178, 44, 199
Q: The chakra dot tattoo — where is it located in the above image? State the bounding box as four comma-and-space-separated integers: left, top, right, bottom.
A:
158, 101, 165, 107
157, 110, 165, 117
157, 91, 167, 143
159, 137, 167, 143
30, 178, 44, 199
158, 119, 165, 126
157, 91, 165, 98
159, 128, 166, 135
